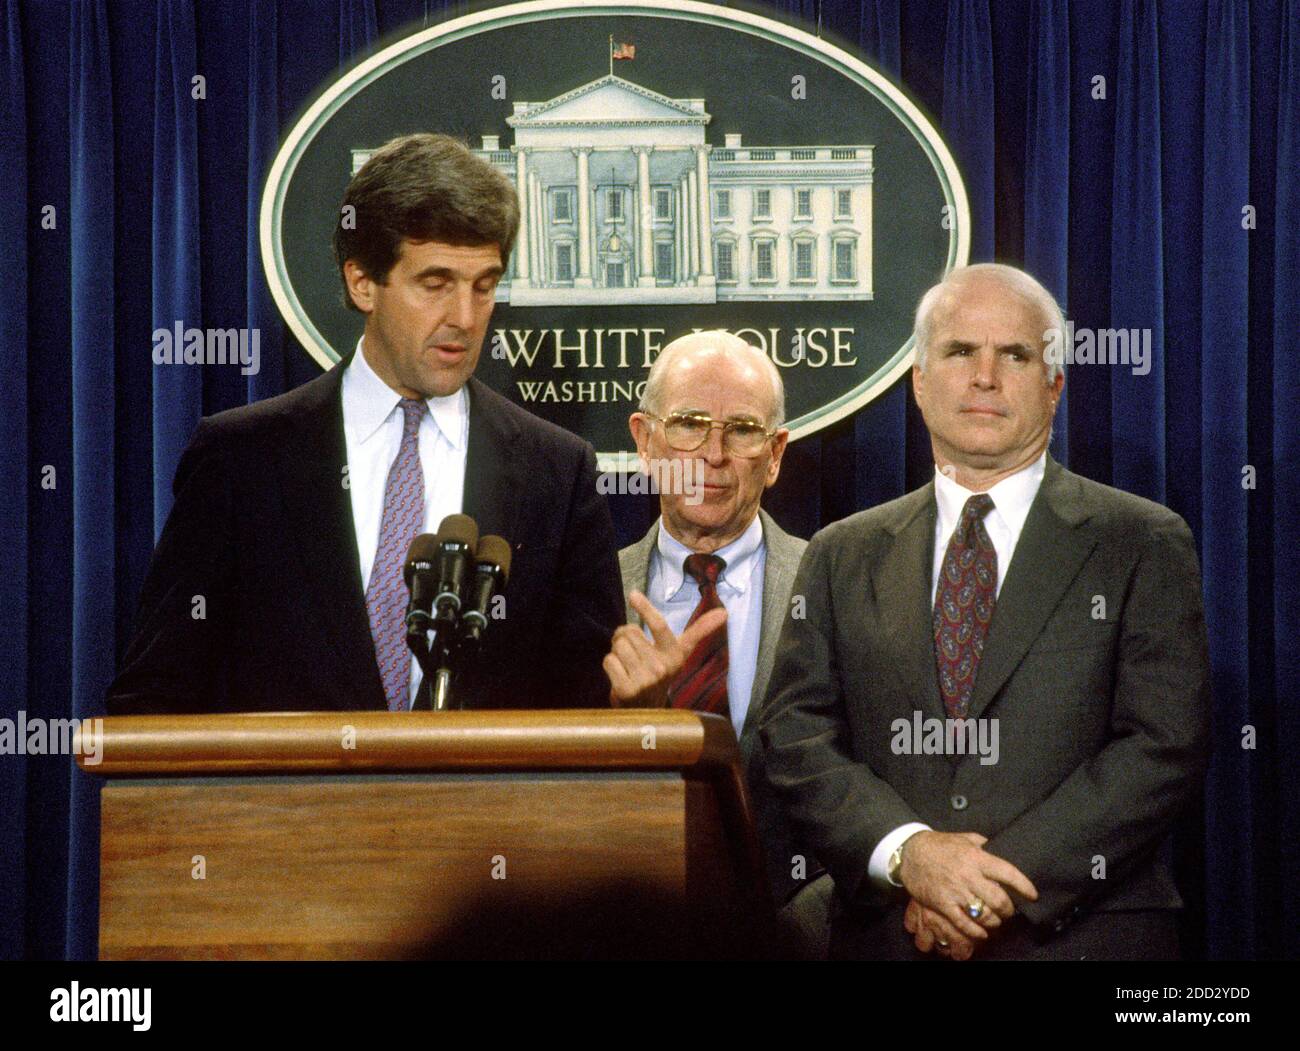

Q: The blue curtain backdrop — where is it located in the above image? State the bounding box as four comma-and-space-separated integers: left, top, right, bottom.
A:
0, 0, 1293, 961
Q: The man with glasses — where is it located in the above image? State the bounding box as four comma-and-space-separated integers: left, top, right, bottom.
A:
603, 330, 831, 958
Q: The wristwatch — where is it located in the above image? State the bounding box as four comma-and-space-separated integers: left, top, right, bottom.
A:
887, 832, 921, 887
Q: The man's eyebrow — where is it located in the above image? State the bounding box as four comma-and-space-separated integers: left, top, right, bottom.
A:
942, 340, 977, 353
411, 264, 505, 281
996, 342, 1033, 354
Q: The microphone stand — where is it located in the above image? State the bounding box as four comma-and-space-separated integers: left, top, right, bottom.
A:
406, 617, 462, 711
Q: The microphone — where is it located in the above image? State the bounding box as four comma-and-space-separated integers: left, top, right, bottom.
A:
460, 535, 513, 650
403, 533, 442, 637
432, 514, 479, 632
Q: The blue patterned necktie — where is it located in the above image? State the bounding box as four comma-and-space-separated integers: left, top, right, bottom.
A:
365, 398, 427, 711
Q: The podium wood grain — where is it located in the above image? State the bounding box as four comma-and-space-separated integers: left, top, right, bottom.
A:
86, 711, 767, 959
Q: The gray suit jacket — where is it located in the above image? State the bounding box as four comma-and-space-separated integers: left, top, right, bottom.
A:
758, 457, 1211, 959
618, 510, 821, 907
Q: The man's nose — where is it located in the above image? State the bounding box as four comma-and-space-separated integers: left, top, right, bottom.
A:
447, 283, 477, 332
971, 348, 999, 387
702, 425, 728, 465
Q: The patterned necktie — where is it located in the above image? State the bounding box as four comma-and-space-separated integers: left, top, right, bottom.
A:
365, 398, 427, 712
933, 493, 998, 718
668, 553, 730, 719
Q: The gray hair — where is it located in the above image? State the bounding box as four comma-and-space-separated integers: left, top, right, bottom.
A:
640, 330, 786, 428
912, 263, 1066, 384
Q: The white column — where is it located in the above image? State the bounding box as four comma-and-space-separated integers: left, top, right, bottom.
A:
512, 147, 530, 288
675, 183, 684, 284
694, 144, 714, 283
861, 175, 874, 296
686, 169, 699, 280
635, 146, 655, 287
573, 147, 593, 287
529, 172, 543, 283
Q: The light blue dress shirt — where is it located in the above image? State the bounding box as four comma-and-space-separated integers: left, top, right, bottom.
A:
644, 515, 766, 739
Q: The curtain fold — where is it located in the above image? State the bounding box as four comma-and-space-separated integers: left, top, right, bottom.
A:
68, 0, 116, 962
339, 0, 378, 67
1200, 0, 1254, 960
941, 0, 995, 262
1109, 0, 1165, 502
246, 0, 284, 402
1024, 0, 1070, 466
0, 0, 30, 963
1273, 0, 1300, 962
151, 0, 203, 535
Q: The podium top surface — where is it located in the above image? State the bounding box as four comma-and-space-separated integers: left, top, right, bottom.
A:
77, 710, 743, 778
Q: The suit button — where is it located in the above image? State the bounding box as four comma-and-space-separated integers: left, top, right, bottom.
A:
950, 794, 968, 811
1054, 918, 1068, 933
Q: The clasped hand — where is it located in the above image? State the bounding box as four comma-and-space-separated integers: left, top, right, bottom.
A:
899, 830, 1038, 961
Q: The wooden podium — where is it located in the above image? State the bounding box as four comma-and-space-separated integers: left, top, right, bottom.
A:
79, 710, 771, 960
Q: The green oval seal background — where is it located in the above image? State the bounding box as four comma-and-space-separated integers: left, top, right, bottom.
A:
261, 0, 969, 468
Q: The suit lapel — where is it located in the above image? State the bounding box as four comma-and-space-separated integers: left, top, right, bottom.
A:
621, 522, 658, 623
874, 484, 946, 721
739, 509, 800, 754
965, 458, 1098, 720
276, 359, 386, 708
461, 377, 524, 550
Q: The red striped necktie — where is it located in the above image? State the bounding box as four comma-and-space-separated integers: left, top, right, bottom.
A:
667, 553, 730, 720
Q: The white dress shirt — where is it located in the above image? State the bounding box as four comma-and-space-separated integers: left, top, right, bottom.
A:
868, 453, 1047, 888
644, 515, 766, 740
341, 337, 469, 707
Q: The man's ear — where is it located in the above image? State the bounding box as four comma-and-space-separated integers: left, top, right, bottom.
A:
343, 259, 375, 313
629, 412, 653, 473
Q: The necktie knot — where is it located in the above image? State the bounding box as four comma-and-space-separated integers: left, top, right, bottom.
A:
962, 493, 995, 522
399, 397, 426, 438
683, 553, 726, 589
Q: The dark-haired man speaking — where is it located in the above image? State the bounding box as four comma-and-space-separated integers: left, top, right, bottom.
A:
109, 133, 624, 714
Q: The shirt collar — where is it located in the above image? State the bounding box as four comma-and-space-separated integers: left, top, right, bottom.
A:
343, 336, 467, 449
933, 451, 1047, 539
655, 513, 765, 602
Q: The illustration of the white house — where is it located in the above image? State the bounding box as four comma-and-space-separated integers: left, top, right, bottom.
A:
351, 73, 874, 306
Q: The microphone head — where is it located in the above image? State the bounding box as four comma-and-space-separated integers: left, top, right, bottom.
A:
477, 535, 513, 584
437, 513, 479, 552
403, 533, 441, 585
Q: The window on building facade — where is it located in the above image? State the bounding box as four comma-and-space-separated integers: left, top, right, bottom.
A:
607, 189, 623, 221
836, 188, 852, 218
555, 243, 573, 283
553, 189, 572, 223
754, 239, 775, 281
716, 241, 735, 281
754, 189, 771, 219
655, 188, 672, 220
715, 189, 732, 218
655, 242, 674, 281
795, 188, 812, 219
794, 239, 815, 280
834, 239, 856, 281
